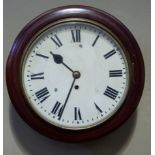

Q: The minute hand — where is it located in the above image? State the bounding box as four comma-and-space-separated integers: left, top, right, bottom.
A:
58, 78, 76, 120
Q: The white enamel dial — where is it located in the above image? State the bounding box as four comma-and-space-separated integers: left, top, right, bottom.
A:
22, 20, 129, 130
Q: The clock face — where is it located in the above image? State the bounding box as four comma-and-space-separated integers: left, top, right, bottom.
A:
22, 20, 129, 130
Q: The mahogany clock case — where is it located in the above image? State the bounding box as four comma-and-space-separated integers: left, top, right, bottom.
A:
6, 5, 145, 142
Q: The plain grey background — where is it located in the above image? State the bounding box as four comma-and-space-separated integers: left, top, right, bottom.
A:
4, 0, 150, 155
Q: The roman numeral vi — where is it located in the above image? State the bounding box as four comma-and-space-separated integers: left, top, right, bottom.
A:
74, 107, 82, 120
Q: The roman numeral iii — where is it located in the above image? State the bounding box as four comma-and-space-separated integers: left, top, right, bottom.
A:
104, 86, 118, 100
109, 70, 122, 77
51, 34, 63, 47
71, 29, 81, 42
35, 87, 50, 103
31, 72, 44, 80
74, 107, 82, 120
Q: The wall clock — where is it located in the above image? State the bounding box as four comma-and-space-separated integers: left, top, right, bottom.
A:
6, 5, 145, 142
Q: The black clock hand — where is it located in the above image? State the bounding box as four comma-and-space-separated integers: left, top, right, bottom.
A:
58, 78, 76, 120
50, 51, 74, 73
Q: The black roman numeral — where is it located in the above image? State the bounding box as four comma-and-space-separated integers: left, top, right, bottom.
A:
109, 70, 122, 77
94, 103, 103, 113
104, 49, 116, 59
31, 72, 44, 80
35, 87, 50, 103
74, 107, 82, 120
92, 35, 100, 46
71, 29, 81, 42
51, 101, 64, 116
51, 34, 63, 47
36, 53, 49, 59
104, 86, 118, 100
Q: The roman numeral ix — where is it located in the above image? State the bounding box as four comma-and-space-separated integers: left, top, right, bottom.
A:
51, 34, 63, 47
109, 70, 122, 77
104, 86, 119, 100
35, 87, 50, 103
74, 107, 82, 120
31, 72, 44, 80
71, 29, 81, 42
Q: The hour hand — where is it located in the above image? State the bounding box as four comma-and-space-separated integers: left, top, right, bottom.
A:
50, 51, 63, 64
50, 51, 74, 73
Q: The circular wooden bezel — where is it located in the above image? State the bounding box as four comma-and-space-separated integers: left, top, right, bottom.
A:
6, 5, 145, 142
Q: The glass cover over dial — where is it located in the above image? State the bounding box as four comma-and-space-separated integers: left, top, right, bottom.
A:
22, 20, 129, 130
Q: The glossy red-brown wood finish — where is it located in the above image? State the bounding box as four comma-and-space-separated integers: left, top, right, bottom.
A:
6, 5, 145, 142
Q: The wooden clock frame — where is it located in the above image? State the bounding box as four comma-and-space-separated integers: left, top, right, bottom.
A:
6, 5, 145, 142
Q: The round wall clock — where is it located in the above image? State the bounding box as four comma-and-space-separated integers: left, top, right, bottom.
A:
6, 5, 145, 142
